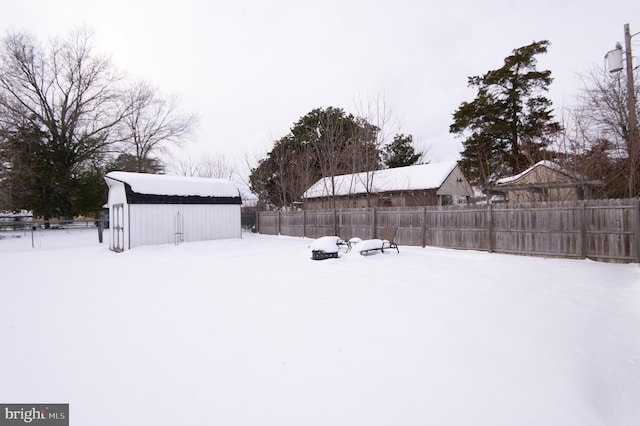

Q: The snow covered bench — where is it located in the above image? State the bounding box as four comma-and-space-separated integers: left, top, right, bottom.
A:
357, 227, 399, 255
309, 236, 351, 260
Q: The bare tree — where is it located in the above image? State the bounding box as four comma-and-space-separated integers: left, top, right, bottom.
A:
313, 109, 348, 209
560, 65, 638, 197
576, 67, 629, 154
0, 28, 124, 159
0, 28, 125, 219
171, 153, 234, 180
118, 80, 198, 173
352, 93, 395, 206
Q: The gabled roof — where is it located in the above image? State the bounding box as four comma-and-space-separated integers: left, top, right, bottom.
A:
496, 161, 574, 185
303, 162, 459, 199
105, 171, 242, 204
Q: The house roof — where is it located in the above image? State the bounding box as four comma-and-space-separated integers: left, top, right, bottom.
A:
495, 161, 573, 185
303, 162, 459, 199
105, 171, 242, 204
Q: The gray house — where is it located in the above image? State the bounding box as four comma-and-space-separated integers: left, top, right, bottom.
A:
302, 162, 473, 209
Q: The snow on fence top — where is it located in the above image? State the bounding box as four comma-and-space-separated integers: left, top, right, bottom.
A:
105, 171, 241, 198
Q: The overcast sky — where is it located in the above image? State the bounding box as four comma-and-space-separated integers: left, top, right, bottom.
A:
2, 0, 638, 169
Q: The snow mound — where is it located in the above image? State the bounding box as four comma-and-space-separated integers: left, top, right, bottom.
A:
309, 236, 346, 253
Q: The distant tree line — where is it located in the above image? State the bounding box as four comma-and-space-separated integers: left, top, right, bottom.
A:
4, 30, 636, 218
0, 28, 197, 222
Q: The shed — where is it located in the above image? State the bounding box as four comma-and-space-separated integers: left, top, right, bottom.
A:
104, 171, 242, 252
302, 162, 473, 209
491, 161, 603, 202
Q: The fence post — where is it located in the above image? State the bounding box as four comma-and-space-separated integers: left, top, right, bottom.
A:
277, 211, 281, 235
302, 210, 306, 238
487, 203, 493, 253
97, 217, 104, 243
580, 201, 587, 259
422, 207, 427, 248
372, 208, 377, 238
333, 209, 337, 236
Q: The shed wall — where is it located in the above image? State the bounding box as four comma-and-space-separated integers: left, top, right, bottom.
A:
437, 166, 473, 197
128, 204, 241, 248
503, 167, 578, 202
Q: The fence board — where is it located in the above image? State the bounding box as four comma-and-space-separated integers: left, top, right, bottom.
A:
256, 199, 640, 263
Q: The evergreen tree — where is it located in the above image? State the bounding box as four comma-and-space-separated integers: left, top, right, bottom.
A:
450, 40, 561, 187
383, 133, 422, 168
0, 123, 108, 219
73, 164, 111, 216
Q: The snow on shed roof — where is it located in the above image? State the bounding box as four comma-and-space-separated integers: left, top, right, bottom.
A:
105, 171, 240, 198
495, 161, 572, 185
303, 162, 459, 199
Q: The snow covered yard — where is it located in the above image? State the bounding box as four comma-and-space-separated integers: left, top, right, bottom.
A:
1, 228, 639, 426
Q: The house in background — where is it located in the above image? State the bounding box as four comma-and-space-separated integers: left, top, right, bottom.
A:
104, 172, 242, 252
491, 160, 603, 202
302, 162, 473, 210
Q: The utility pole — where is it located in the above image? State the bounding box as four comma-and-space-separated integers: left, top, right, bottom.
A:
624, 23, 639, 197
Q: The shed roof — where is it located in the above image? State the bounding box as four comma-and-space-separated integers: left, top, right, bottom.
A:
495, 161, 574, 185
303, 162, 459, 199
105, 171, 242, 204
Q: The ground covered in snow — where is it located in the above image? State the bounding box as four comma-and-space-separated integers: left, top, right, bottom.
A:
1, 228, 639, 425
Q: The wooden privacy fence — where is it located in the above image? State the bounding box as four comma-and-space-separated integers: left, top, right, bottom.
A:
257, 198, 640, 263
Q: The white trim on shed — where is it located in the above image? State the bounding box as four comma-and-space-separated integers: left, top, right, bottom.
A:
104, 172, 242, 251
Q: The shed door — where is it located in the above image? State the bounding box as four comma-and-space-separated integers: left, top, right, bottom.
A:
112, 204, 125, 252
